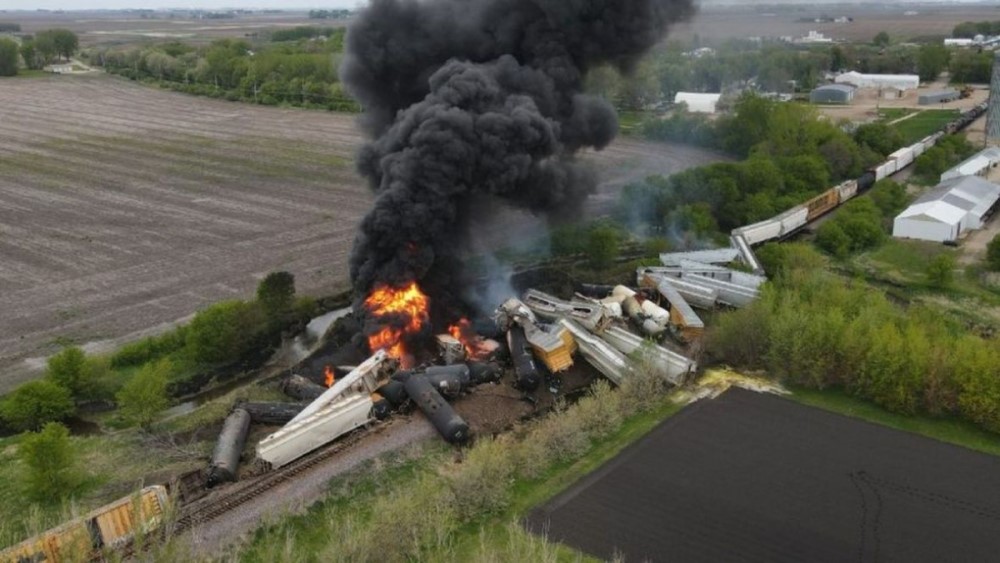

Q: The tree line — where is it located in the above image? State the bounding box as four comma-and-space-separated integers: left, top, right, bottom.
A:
89, 28, 359, 111
0, 28, 79, 77
0, 272, 314, 434
621, 95, 887, 234
709, 244, 1000, 434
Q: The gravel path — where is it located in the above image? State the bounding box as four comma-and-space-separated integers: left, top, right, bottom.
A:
183, 415, 438, 558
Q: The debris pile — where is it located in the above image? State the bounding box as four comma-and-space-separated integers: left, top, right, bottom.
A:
205, 248, 763, 482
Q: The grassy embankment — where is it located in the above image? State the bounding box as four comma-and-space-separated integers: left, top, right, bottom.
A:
0, 382, 289, 550
789, 386, 1000, 457
891, 109, 962, 144
227, 370, 1000, 562
851, 237, 1000, 325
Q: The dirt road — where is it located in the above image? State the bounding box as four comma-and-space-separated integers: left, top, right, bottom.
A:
0, 75, 724, 393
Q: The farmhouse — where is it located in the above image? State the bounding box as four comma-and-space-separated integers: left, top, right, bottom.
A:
810, 84, 855, 104
835, 71, 919, 91
674, 92, 721, 114
893, 176, 1000, 242
941, 147, 1000, 182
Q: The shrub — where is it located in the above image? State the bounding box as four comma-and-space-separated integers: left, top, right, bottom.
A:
574, 380, 624, 439
586, 223, 622, 270
117, 359, 172, 428
46, 347, 90, 399
986, 234, 1000, 272
257, 271, 296, 325
926, 254, 956, 288
446, 437, 515, 522
110, 327, 188, 369
0, 380, 75, 432
19, 423, 83, 502
186, 300, 266, 365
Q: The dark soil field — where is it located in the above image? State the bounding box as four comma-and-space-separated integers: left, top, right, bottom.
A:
528, 388, 1000, 562
0, 74, 723, 393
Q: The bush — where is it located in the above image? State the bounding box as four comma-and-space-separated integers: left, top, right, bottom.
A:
0, 38, 18, 77
116, 359, 172, 428
815, 221, 851, 259
574, 380, 624, 439
853, 122, 903, 158
0, 380, 75, 431
586, 223, 622, 270
257, 271, 296, 325
46, 347, 90, 399
19, 423, 83, 502
926, 254, 956, 288
186, 300, 266, 365
986, 234, 1000, 272
869, 180, 908, 218
446, 437, 515, 522
110, 327, 188, 369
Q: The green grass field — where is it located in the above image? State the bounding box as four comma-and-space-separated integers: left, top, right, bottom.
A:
892, 109, 961, 144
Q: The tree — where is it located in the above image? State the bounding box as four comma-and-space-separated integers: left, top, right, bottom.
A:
33, 31, 57, 64
917, 44, 950, 83
854, 122, 904, 157
19, 422, 83, 502
36, 29, 78, 61
815, 222, 851, 258
873, 31, 890, 47
586, 223, 622, 270
926, 254, 956, 288
186, 300, 266, 364
116, 359, 171, 429
0, 38, 18, 76
257, 271, 296, 324
986, 234, 1000, 271
953, 22, 979, 39
869, 180, 909, 217
46, 347, 90, 400
20, 39, 40, 70
830, 46, 847, 72
0, 381, 75, 432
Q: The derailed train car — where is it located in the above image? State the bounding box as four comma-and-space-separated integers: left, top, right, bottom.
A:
0, 485, 170, 563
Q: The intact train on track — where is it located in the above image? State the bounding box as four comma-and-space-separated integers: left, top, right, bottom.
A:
731, 102, 988, 273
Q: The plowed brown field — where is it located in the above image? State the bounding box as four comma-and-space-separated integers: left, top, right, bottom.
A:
0, 74, 723, 392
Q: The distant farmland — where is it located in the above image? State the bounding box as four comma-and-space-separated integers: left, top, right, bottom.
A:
0, 75, 723, 392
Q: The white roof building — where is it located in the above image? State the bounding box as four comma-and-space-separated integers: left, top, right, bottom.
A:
941, 147, 1000, 182
893, 176, 1000, 242
674, 92, 722, 114
835, 71, 920, 91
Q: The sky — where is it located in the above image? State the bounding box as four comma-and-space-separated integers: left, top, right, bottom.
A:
2, 0, 995, 10
1, 1, 360, 9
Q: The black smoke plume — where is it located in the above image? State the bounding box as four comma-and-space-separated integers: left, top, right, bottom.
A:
343, 0, 695, 318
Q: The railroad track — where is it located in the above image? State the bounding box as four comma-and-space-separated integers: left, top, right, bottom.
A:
174, 418, 392, 532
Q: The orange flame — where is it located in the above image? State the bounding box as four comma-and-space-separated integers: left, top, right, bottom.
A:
448, 318, 491, 361
364, 281, 430, 367
324, 365, 335, 388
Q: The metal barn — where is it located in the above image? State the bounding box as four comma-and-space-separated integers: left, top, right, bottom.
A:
919, 90, 960, 105
810, 84, 855, 104
893, 176, 1000, 242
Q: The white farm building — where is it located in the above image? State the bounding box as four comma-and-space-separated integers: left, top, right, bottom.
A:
893, 176, 1000, 242
940, 147, 1000, 182
674, 92, 722, 114
834, 71, 920, 91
